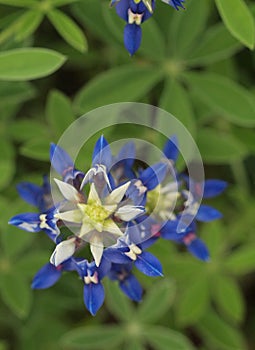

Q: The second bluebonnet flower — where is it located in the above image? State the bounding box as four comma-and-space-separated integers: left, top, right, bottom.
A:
111, 0, 185, 55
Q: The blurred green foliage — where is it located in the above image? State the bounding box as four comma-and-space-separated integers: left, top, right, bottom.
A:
0, 0, 255, 349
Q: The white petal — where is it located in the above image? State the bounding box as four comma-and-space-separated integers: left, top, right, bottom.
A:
87, 183, 101, 203
90, 235, 104, 267
115, 205, 145, 221
105, 181, 130, 205
50, 238, 76, 266
55, 209, 82, 223
79, 221, 94, 238
80, 168, 96, 189
54, 178, 80, 202
103, 219, 123, 236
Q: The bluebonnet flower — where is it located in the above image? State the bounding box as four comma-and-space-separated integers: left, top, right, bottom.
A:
9, 134, 226, 315
111, 0, 185, 55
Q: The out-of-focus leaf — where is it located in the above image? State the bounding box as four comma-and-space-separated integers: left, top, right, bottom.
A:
0, 0, 36, 7
224, 244, 255, 275
61, 326, 124, 349
169, 0, 209, 56
9, 119, 48, 141
72, 0, 115, 44
48, 9, 87, 52
46, 90, 74, 138
186, 24, 241, 66
197, 128, 247, 164
20, 137, 51, 161
101, 3, 123, 44
159, 78, 196, 137
137, 278, 176, 323
176, 275, 209, 326
139, 19, 165, 61
0, 138, 14, 190
15, 10, 43, 42
1, 224, 33, 258
232, 127, 255, 153
0, 273, 32, 318
215, 0, 255, 50
183, 72, 255, 127
50, 0, 79, 6
197, 308, 246, 350
124, 338, 145, 350
105, 280, 134, 322
74, 65, 163, 114
15, 251, 50, 277
0, 48, 66, 81
0, 81, 36, 106
144, 326, 194, 350
201, 221, 224, 258
212, 275, 245, 323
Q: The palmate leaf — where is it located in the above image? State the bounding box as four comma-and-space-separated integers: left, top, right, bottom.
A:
144, 326, 195, 350
0, 48, 66, 81
48, 9, 88, 52
61, 326, 125, 349
215, 0, 255, 50
212, 275, 245, 324
136, 278, 176, 323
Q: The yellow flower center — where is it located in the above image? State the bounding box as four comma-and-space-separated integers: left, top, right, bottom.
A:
146, 185, 161, 214
82, 201, 110, 224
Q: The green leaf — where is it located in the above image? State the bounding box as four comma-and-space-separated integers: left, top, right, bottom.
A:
139, 19, 165, 61
15, 10, 43, 42
0, 0, 37, 7
197, 128, 247, 164
159, 78, 196, 137
9, 119, 48, 141
0, 273, 32, 318
212, 275, 245, 324
137, 278, 176, 323
144, 326, 194, 350
61, 326, 124, 349
46, 89, 74, 138
176, 276, 209, 326
197, 308, 246, 350
124, 338, 145, 350
0, 138, 14, 190
74, 65, 163, 114
215, 0, 255, 50
183, 72, 255, 127
1, 224, 33, 258
20, 137, 51, 161
169, 0, 210, 56
105, 280, 134, 322
49, 0, 79, 6
0, 48, 66, 81
224, 244, 255, 275
186, 24, 241, 66
15, 251, 50, 277
48, 9, 87, 52
0, 81, 36, 106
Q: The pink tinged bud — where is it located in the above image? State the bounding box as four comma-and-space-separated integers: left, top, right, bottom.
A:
183, 232, 196, 246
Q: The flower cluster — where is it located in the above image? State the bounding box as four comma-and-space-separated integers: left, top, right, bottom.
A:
111, 0, 185, 55
9, 135, 226, 315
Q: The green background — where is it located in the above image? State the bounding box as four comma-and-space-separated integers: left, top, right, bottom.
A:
0, 0, 255, 349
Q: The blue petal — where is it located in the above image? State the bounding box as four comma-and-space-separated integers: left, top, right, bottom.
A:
163, 135, 179, 162
196, 205, 222, 222
31, 263, 62, 289
9, 213, 41, 232
50, 143, 75, 179
135, 251, 163, 277
203, 180, 227, 198
120, 274, 143, 302
16, 182, 43, 208
83, 283, 105, 316
116, 0, 129, 21
104, 247, 131, 264
139, 162, 167, 191
163, 0, 185, 10
92, 135, 112, 169
187, 238, 210, 261
124, 24, 142, 56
